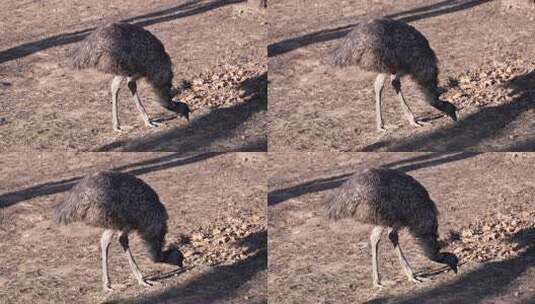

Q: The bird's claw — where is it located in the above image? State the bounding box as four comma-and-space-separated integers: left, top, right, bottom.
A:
139, 279, 158, 287
410, 121, 424, 127
139, 281, 152, 287
411, 119, 430, 127
409, 275, 426, 283
113, 125, 134, 132
146, 121, 161, 128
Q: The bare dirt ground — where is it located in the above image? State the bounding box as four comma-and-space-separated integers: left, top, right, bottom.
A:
268, 152, 535, 304
0, 152, 267, 303
268, 0, 535, 152
0, 0, 266, 152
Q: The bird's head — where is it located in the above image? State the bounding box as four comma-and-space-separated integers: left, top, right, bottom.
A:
162, 246, 184, 267
426, 84, 458, 122
168, 86, 191, 121
441, 252, 459, 274
440, 100, 458, 122
169, 101, 191, 121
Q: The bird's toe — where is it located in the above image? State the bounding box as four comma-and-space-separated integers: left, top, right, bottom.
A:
411, 121, 423, 127
147, 121, 161, 128
409, 275, 427, 283
140, 279, 156, 287
410, 119, 430, 127
115, 125, 136, 132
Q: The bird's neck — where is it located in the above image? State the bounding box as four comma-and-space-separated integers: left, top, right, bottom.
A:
154, 86, 175, 110
421, 85, 440, 103
417, 234, 444, 263
143, 236, 165, 262
432, 252, 451, 264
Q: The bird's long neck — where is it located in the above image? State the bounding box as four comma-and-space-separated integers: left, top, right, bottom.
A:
154, 86, 175, 111
419, 80, 455, 115
416, 233, 448, 264
142, 234, 166, 262
418, 76, 440, 101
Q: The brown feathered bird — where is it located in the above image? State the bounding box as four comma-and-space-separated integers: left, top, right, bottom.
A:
69, 22, 190, 131
326, 167, 458, 287
332, 18, 457, 132
54, 171, 183, 290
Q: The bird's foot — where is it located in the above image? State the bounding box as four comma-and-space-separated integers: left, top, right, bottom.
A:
103, 283, 114, 291
377, 125, 387, 132
140, 280, 152, 287
113, 125, 134, 132
410, 119, 430, 127
139, 279, 159, 288
408, 275, 427, 283
146, 121, 161, 128
373, 279, 396, 288
410, 120, 423, 127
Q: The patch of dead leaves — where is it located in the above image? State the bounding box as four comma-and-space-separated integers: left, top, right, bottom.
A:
442, 59, 535, 108
448, 211, 534, 263
175, 214, 265, 267
178, 61, 266, 111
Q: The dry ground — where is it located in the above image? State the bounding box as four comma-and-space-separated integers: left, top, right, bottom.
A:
268, 0, 535, 152
0, 152, 267, 304
0, 0, 266, 152
268, 152, 535, 304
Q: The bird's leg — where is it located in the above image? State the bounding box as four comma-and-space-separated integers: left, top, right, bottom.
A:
101, 229, 115, 291
374, 74, 387, 132
387, 228, 425, 284
126, 77, 159, 128
111, 76, 124, 132
370, 226, 385, 287
390, 74, 426, 128
118, 231, 153, 287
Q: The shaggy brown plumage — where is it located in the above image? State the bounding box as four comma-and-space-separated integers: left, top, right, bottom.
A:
69, 22, 190, 131
326, 167, 458, 287
54, 171, 183, 290
332, 18, 457, 131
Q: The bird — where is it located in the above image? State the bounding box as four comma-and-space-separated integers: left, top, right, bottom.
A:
68, 22, 191, 131
325, 167, 458, 287
331, 18, 457, 132
54, 171, 183, 291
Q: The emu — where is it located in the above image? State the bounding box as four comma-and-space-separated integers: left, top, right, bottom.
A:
54, 171, 183, 291
69, 22, 190, 131
326, 167, 458, 287
332, 18, 457, 132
